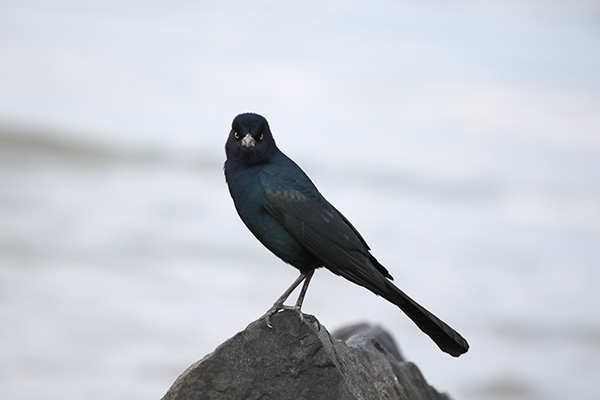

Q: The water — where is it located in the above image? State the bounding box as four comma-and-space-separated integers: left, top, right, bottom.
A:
1, 1, 599, 399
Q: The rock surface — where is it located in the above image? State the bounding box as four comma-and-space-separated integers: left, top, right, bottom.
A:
162, 310, 453, 400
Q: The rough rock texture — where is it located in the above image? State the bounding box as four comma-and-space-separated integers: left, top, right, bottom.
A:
332, 322, 405, 364
162, 310, 452, 400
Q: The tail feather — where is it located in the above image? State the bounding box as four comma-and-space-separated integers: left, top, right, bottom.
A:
384, 280, 469, 357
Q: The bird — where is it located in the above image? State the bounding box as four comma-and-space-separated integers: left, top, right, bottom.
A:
224, 112, 469, 357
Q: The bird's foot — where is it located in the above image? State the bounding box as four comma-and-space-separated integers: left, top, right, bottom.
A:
263, 303, 304, 328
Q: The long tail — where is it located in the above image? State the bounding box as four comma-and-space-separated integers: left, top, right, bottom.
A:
383, 280, 469, 357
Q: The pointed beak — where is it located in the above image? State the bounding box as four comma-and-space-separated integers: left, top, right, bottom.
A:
241, 133, 256, 148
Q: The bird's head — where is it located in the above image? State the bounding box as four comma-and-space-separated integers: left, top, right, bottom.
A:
226, 113, 277, 165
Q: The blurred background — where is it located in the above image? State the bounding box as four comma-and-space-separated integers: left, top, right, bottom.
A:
1, 1, 599, 399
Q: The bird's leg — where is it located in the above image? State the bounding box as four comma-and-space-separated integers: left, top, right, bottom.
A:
294, 269, 314, 309
288, 269, 315, 325
263, 271, 312, 328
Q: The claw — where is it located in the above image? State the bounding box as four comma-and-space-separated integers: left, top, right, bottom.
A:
262, 304, 279, 328
263, 305, 280, 328
262, 303, 305, 328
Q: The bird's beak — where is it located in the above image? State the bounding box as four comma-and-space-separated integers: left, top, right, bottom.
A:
241, 133, 256, 148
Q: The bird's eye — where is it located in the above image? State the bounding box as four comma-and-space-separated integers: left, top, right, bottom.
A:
258, 133, 264, 141
234, 131, 240, 140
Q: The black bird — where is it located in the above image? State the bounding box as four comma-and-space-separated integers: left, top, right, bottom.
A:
224, 112, 469, 357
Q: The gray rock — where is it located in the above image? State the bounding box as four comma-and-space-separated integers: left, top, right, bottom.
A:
332, 322, 405, 363
162, 310, 453, 400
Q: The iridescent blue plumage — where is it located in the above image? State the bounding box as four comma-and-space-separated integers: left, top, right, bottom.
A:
224, 112, 469, 357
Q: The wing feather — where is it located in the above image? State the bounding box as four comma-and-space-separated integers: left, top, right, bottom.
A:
261, 166, 391, 292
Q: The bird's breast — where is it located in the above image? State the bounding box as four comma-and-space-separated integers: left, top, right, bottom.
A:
226, 165, 318, 271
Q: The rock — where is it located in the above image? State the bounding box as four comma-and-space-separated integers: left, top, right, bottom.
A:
332, 322, 405, 363
162, 310, 453, 400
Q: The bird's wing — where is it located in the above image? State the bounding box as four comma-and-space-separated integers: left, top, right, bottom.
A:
261, 165, 392, 292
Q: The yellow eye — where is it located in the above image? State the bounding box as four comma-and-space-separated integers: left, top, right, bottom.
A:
258, 133, 263, 140
234, 131, 240, 139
